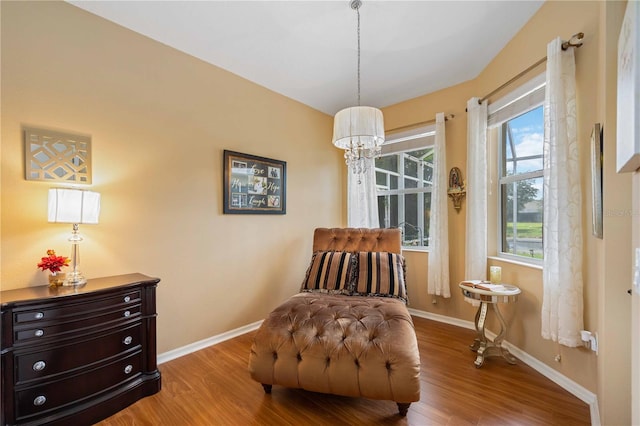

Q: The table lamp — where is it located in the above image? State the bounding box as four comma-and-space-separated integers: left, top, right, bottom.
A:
48, 188, 101, 286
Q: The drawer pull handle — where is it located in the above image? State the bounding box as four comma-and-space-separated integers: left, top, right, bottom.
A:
34, 312, 44, 320
123, 336, 133, 345
124, 364, 133, 374
123, 310, 131, 317
34, 329, 44, 337
124, 296, 131, 303
32, 361, 46, 371
33, 395, 46, 406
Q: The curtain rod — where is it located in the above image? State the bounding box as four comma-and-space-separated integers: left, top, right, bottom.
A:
385, 113, 455, 133
476, 32, 584, 105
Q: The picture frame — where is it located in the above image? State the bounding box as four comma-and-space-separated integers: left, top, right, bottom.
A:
24, 127, 92, 183
616, 0, 640, 173
591, 123, 603, 239
223, 150, 286, 214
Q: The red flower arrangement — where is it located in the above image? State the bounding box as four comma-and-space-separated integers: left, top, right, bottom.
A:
37, 249, 70, 274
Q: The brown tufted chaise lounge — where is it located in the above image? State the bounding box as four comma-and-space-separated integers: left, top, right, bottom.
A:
248, 228, 421, 416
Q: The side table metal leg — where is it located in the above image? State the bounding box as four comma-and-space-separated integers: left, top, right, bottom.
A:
470, 303, 484, 351
473, 303, 489, 368
474, 346, 486, 368
492, 303, 517, 364
470, 338, 481, 352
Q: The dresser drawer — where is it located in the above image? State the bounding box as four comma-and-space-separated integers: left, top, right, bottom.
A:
14, 304, 141, 344
15, 350, 143, 421
14, 290, 141, 324
16, 322, 142, 383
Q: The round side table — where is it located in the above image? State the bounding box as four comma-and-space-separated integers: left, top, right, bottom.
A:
459, 281, 521, 368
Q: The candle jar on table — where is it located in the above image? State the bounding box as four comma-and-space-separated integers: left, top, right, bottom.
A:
489, 266, 502, 284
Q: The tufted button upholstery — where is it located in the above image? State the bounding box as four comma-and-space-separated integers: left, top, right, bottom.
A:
248, 293, 420, 403
312, 228, 402, 254
249, 227, 419, 414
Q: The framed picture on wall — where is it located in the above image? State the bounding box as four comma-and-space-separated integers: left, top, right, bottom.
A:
223, 150, 286, 214
616, 0, 640, 173
591, 123, 603, 239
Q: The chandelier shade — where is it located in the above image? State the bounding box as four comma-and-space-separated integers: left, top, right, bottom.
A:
332, 106, 385, 149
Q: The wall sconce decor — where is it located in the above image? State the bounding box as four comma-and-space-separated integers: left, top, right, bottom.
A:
447, 167, 466, 211
48, 188, 101, 286
25, 127, 92, 184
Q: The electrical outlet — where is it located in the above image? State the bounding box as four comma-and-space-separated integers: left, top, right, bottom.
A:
581, 330, 598, 355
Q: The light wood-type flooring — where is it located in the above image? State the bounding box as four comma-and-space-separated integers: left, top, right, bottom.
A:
97, 317, 591, 425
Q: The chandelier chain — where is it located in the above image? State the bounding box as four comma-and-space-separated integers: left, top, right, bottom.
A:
356, 5, 360, 106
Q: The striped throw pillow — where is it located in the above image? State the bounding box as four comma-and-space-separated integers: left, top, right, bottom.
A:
354, 252, 407, 301
300, 251, 355, 294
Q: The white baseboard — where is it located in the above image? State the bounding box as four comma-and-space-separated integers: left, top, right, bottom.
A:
408, 307, 600, 426
157, 320, 263, 365
408, 307, 476, 330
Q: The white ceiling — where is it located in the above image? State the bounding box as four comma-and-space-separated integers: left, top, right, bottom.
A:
68, 0, 544, 115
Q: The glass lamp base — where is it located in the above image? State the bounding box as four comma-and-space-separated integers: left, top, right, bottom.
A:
63, 272, 87, 286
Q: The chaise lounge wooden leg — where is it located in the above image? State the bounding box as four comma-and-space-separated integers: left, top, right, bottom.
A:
262, 384, 272, 394
397, 402, 410, 416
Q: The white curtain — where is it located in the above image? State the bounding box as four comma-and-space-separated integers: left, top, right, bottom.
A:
347, 159, 379, 228
465, 98, 488, 280
428, 113, 450, 297
541, 37, 583, 347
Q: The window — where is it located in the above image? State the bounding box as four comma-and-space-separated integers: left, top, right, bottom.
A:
498, 105, 544, 261
488, 73, 545, 264
375, 130, 434, 249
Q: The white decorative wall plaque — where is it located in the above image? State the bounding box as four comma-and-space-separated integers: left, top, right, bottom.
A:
24, 127, 92, 184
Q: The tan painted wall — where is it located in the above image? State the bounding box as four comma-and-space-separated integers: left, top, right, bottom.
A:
633, 168, 639, 425
0, 1, 343, 353
2, 1, 634, 423
384, 2, 632, 422
597, 2, 632, 424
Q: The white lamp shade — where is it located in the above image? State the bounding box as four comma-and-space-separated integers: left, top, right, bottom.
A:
332, 106, 385, 149
48, 188, 101, 224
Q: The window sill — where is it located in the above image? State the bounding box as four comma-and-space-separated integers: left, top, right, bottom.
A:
401, 247, 429, 253
488, 255, 542, 270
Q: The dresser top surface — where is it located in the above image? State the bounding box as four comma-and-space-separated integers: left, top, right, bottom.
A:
0, 273, 159, 307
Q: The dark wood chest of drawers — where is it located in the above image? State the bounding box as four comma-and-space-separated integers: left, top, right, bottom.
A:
1, 274, 161, 425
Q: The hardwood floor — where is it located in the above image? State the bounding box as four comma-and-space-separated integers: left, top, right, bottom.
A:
97, 317, 591, 425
